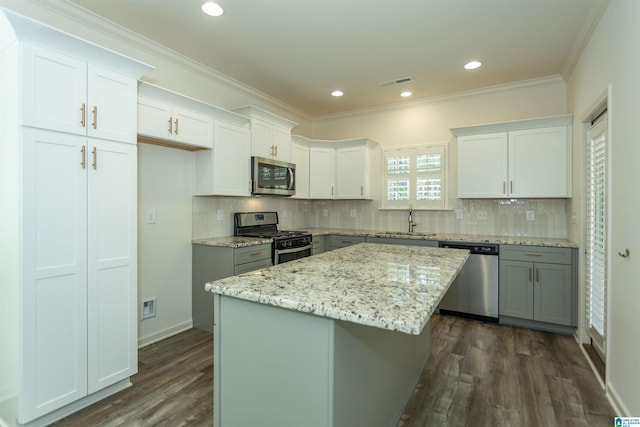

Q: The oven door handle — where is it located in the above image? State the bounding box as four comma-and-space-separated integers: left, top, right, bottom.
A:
276, 244, 312, 255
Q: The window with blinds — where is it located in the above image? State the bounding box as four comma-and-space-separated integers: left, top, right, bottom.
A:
585, 112, 607, 361
383, 145, 447, 209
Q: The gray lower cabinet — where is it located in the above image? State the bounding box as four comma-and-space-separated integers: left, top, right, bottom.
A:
312, 235, 326, 255
365, 236, 438, 247
499, 245, 576, 333
327, 235, 366, 251
192, 243, 272, 332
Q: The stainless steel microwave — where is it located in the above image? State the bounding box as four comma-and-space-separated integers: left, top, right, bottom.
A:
251, 156, 295, 196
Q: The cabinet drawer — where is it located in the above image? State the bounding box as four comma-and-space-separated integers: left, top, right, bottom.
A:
234, 244, 271, 265
234, 258, 272, 275
500, 245, 572, 264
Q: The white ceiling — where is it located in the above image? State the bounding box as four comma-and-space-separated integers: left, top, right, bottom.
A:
69, 0, 608, 117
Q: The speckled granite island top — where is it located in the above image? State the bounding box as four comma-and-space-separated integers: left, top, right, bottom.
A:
205, 243, 469, 335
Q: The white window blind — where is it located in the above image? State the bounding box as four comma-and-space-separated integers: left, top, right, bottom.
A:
585, 112, 607, 360
383, 145, 447, 209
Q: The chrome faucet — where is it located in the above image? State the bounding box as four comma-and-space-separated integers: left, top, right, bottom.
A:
408, 204, 417, 233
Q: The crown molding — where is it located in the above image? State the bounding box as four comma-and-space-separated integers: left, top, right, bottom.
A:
24, 0, 312, 121
313, 75, 566, 122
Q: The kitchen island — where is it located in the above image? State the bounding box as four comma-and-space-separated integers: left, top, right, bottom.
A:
205, 243, 469, 427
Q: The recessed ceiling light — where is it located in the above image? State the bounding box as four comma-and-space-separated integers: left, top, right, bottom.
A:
331, 90, 344, 97
464, 60, 482, 70
401, 91, 412, 97
201, 2, 224, 17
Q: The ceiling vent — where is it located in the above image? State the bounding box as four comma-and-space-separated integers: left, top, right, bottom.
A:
379, 76, 413, 87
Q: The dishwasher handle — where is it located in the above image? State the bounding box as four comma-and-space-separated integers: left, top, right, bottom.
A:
438, 241, 499, 255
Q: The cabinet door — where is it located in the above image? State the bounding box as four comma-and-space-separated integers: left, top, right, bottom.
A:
336, 146, 365, 198
272, 126, 291, 162
250, 118, 274, 158
20, 129, 88, 422
457, 132, 508, 198
86, 65, 137, 143
137, 96, 173, 140
87, 139, 137, 393
21, 43, 87, 136
534, 262, 572, 325
508, 126, 570, 197
499, 260, 534, 320
291, 142, 309, 199
194, 121, 251, 196
172, 106, 214, 149
309, 147, 335, 199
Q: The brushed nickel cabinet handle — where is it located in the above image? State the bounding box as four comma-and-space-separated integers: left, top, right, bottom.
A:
174, 118, 179, 135
536, 268, 539, 282
80, 103, 86, 128
81, 145, 86, 169
510, 181, 513, 193
92, 146, 97, 170
525, 252, 544, 257
168, 117, 173, 134
361, 185, 364, 196
529, 267, 532, 282
92, 106, 97, 129
503, 181, 506, 194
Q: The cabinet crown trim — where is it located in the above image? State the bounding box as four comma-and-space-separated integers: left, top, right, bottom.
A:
451, 114, 573, 137
232, 105, 298, 130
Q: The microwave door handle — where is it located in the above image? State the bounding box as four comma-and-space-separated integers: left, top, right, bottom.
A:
287, 167, 295, 190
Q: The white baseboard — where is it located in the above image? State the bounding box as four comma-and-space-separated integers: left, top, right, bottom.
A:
606, 382, 630, 417
137, 320, 193, 348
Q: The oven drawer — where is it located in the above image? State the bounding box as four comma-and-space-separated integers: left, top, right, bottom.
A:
234, 244, 271, 266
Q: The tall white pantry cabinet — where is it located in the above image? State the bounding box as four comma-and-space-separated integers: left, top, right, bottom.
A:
0, 10, 151, 426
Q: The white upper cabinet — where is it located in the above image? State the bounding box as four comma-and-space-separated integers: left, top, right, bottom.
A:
138, 83, 214, 149
232, 106, 297, 162
309, 143, 336, 199
454, 115, 572, 198
194, 119, 252, 196
335, 138, 381, 199
290, 136, 310, 199
22, 43, 138, 143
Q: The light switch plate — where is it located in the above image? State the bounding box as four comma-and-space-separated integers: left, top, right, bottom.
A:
217, 210, 224, 221
350, 209, 356, 218
323, 209, 329, 217
476, 211, 487, 220
146, 209, 156, 224
455, 209, 464, 220
526, 210, 535, 221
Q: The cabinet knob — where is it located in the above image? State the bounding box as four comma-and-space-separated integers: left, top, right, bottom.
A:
618, 248, 630, 258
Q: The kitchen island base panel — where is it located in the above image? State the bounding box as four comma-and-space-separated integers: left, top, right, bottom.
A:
214, 295, 431, 427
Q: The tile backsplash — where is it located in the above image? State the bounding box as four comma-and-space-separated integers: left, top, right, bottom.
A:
192, 196, 568, 239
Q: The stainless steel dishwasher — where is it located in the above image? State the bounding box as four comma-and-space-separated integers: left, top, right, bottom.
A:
438, 241, 499, 321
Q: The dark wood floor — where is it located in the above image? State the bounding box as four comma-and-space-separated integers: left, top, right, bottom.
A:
54, 315, 613, 426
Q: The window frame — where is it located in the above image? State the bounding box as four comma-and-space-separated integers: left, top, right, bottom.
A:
381, 143, 449, 210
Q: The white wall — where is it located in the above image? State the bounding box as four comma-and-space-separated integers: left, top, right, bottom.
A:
567, 0, 640, 416
137, 144, 194, 346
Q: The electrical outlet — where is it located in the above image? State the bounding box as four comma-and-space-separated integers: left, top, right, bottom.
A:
217, 209, 224, 221
350, 209, 356, 218
526, 210, 535, 221
476, 211, 488, 220
571, 211, 578, 224
282, 209, 288, 218
455, 209, 464, 220
146, 209, 156, 224
323, 209, 329, 217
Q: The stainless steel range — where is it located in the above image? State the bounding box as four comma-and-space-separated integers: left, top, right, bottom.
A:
234, 212, 312, 264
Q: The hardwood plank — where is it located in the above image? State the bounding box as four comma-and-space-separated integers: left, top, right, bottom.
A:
54, 315, 613, 427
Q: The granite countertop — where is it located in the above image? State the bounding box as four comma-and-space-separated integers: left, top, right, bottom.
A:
193, 229, 577, 248
205, 243, 469, 335
192, 236, 273, 248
